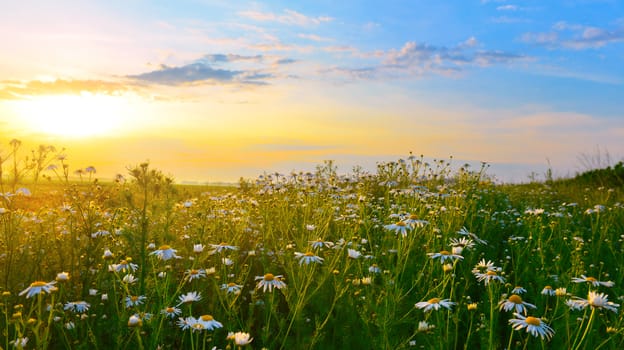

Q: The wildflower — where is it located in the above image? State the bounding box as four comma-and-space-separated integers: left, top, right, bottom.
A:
508, 313, 555, 340
361, 277, 372, 285
295, 251, 324, 265
177, 291, 202, 306
185, 269, 206, 282
128, 314, 143, 327
415, 298, 455, 312
19, 281, 57, 298
228, 331, 253, 346
10, 337, 28, 348
221, 257, 234, 266
475, 270, 506, 286
511, 286, 527, 294
64, 301, 90, 313
467, 303, 478, 311
567, 291, 620, 313
417, 321, 435, 333
193, 244, 205, 254
255, 273, 287, 293
555, 287, 568, 297
125, 295, 147, 308
309, 238, 335, 249
368, 264, 381, 274
384, 221, 412, 237
56, 272, 70, 282
457, 227, 487, 245
472, 259, 496, 273
198, 314, 223, 330
65, 321, 75, 330
442, 264, 454, 273
541, 286, 556, 296
403, 214, 429, 228
428, 250, 463, 264
210, 242, 238, 254
150, 245, 180, 261
499, 294, 536, 315
178, 316, 206, 333
102, 249, 114, 260
449, 237, 475, 255
221, 282, 243, 295
160, 306, 182, 319
111, 259, 138, 273
571, 275, 614, 288
347, 249, 362, 259
122, 274, 138, 284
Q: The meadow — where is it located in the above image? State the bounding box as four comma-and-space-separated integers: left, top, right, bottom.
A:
1, 144, 623, 349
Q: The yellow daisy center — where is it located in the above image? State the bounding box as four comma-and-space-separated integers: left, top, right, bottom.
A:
440, 250, 451, 255
219, 242, 228, 246
585, 276, 597, 282
396, 221, 406, 226
264, 273, 275, 281
192, 323, 204, 330
427, 298, 441, 304
304, 252, 315, 257
486, 271, 498, 276
166, 307, 175, 313
200, 315, 214, 321
228, 282, 237, 287
158, 245, 170, 250
409, 214, 418, 220
190, 269, 199, 275
131, 296, 139, 302
544, 285, 552, 290
30, 281, 47, 287
525, 316, 541, 326
509, 294, 523, 304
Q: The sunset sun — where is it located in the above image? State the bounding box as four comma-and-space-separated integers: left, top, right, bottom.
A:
14, 94, 128, 138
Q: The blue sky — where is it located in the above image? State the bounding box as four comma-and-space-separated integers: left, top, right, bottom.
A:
0, 0, 622, 182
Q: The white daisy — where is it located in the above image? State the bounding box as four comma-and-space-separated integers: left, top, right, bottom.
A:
415, 298, 455, 312
508, 313, 555, 340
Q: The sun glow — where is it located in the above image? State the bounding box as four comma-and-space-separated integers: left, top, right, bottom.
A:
14, 94, 129, 138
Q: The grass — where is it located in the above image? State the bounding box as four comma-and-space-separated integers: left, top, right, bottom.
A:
0, 150, 623, 349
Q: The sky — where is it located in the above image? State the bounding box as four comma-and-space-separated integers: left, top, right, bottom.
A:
0, 0, 623, 183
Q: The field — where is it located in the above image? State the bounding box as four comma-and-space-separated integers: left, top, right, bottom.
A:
1, 155, 623, 349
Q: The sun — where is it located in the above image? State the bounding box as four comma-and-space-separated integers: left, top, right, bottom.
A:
14, 93, 128, 138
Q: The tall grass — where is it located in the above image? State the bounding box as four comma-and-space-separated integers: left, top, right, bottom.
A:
0, 144, 623, 349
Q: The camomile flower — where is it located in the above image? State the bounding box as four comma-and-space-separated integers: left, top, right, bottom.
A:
255, 273, 287, 293
511, 286, 527, 294
541, 286, 556, 296
19, 280, 57, 298
384, 221, 412, 237
210, 242, 238, 254
499, 294, 536, 315
427, 250, 464, 264
403, 214, 429, 228
309, 238, 334, 249
347, 249, 362, 259
472, 259, 496, 273
177, 316, 204, 332
294, 251, 324, 265
128, 314, 143, 327
177, 291, 202, 306
160, 306, 182, 319
64, 301, 90, 313
193, 244, 205, 254
125, 295, 146, 308
10, 337, 29, 348
571, 275, 614, 288
55, 272, 70, 283
122, 274, 138, 284
149, 245, 180, 261
474, 270, 506, 286
368, 264, 382, 274
111, 259, 138, 273
228, 331, 253, 346
221, 282, 243, 295
449, 237, 475, 255
415, 298, 455, 312
185, 269, 206, 282
567, 291, 620, 313
198, 314, 223, 330
457, 227, 487, 245
508, 313, 555, 340
417, 321, 436, 333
